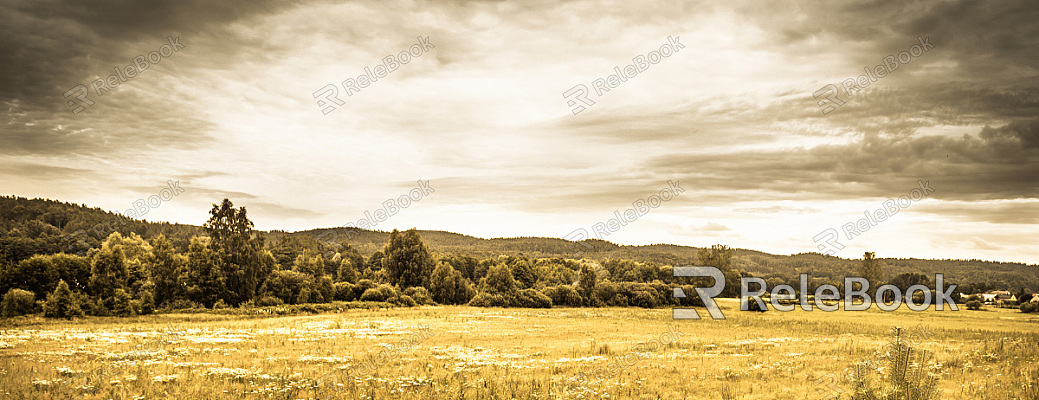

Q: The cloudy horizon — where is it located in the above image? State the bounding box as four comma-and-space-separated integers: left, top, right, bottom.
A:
2, 0, 1038, 263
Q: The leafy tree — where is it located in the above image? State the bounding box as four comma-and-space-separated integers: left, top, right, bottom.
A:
43, 280, 81, 319
578, 264, 596, 305
111, 288, 135, 316
859, 251, 885, 290
887, 273, 931, 302
293, 253, 326, 277
1, 253, 90, 299
541, 286, 583, 307
336, 258, 358, 283
695, 244, 744, 296
204, 199, 268, 305
382, 229, 434, 289
366, 250, 384, 271
179, 236, 225, 308
2, 288, 37, 317
697, 244, 734, 272
510, 258, 537, 289
440, 254, 479, 281
482, 263, 518, 297
332, 243, 365, 276
89, 241, 129, 308
148, 235, 182, 305
429, 261, 476, 305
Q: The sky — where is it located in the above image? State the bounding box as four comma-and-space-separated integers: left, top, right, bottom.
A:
2, 0, 1038, 263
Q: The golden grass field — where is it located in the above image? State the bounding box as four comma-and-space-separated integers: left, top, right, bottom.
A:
1, 300, 1037, 399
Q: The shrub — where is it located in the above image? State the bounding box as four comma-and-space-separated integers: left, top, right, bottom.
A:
468, 293, 511, 307
112, 289, 136, 316
542, 286, 583, 307
1021, 302, 1038, 314
78, 293, 108, 316
139, 290, 155, 315
631, 290, 659, 308
403, 287, 434, 305
966, 300, 983, 310
212, 299, 229, 309
43, 280, 82, 319
2, 288, 37, 317
388, 294, 417, 307
256, 296, 284, 307
515, 289, 552, 308
166, 298, 203, 310
353, 279, 377, 300
848, 327, 940, 399
333, 282, 355, 301
360, 288, 389, 302
429, 262, 477, 305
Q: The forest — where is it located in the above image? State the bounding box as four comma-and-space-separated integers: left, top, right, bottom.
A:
1, 195, 1037, 318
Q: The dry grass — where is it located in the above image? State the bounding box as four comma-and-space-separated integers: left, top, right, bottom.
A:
1, 299, 1036, 399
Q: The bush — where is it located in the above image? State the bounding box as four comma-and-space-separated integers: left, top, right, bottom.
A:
403, 287, 434, 305
43, 280, 82, 319
166, 298, 203, 311
112, 289, 136, 316
631, 290, 659, 308
212, 299, 229, 309
256, 296, 284, 307
1021, 302, 1038, 314
468, 293, 511, 307
966, 300, 983, 310
333, 282, 355, 301
360, 288, 389, 302
2, 288, 37, 317
542, 286, 583, 307
139, 291, 155, 315
353, 279, 377, 300
78, 293, 107, 316
388, 294, 417, 307
515, 289, 552, 308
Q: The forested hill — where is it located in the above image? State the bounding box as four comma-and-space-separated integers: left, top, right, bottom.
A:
2, 195, 1037, 291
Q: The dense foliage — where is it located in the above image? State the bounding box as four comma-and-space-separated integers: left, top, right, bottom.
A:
1, 195, 1037, 318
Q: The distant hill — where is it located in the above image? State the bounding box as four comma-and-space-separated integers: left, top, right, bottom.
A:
2, 195, 1037, 292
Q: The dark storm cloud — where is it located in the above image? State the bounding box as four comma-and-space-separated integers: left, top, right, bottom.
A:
646, 118, 1039, 202
739, 0, 1039, 79
1, 90, 216, 157
0, 0, 294, 111
915, 201, 1039, 225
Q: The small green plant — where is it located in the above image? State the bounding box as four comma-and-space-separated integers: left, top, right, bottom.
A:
848, 327, 941, 400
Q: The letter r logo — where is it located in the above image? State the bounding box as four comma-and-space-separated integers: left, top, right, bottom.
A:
63, 84, 95, 115
813, 84, 845, 115
313, 84, 345, 115
672, 266, 725, 320
563, 84, 596, 115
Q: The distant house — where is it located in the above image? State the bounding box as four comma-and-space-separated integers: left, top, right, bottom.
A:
963, 291, 1018, 306
982, 290, 1016, 306
1031, 294, 1039, 303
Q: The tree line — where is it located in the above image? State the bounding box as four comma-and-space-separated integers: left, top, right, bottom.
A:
0, 199, 742, 318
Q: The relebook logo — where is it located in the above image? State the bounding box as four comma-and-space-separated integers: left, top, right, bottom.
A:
672, 267, 958, 320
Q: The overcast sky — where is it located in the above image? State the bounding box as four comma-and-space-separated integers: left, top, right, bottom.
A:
2, 0, 1038, 263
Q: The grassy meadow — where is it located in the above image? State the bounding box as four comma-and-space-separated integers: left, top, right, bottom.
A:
1, 300, 1037, 399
